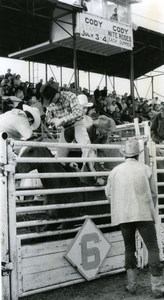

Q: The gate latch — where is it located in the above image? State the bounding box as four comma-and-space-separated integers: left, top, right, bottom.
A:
1, 261, 13, 276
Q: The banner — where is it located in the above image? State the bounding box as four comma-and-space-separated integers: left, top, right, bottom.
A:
79, 13, 133, 50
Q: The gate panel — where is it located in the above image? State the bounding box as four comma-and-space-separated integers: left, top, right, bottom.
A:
2, 121, 151, 299
0, 133, 11, 300
150, 142, 164, 261
11, 140, 126, 298
18, 231, 124, 297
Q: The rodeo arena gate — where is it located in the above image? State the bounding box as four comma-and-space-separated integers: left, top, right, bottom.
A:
1, 120, 164, 300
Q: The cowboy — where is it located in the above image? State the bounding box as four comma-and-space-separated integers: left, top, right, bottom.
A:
44, 85, 105, 185
151, 101, 164, 144
92, 115, 116, 144
0, 104, 41, 140
105, 139, 164, 298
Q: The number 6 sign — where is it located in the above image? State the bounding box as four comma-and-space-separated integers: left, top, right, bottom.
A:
64, 218, 111, 280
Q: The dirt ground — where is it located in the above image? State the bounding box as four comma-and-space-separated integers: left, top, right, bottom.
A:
22, 267, 160, 300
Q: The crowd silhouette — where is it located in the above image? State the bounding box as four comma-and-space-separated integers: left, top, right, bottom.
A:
0, 68, 163, 129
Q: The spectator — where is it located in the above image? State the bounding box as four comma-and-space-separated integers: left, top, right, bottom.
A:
108, 99, 118, 114
27, 83, 35, 98
30, 96, 45, 120
81, 0, 88, 11
116, 97, 122, 111
151, 101, 164, 144
13, 74, 22, 87
105, 139, 164, 298
94, 86, 100, 101
121, 98, 127, 111
112, 107, 122, 125
100, 86, 107, 98
5, 68, 12, 79
15, 86, 24, 100
112, 90, 117, 99
48, 77, 54, 84
110, 7, 118, 22
36, 79, 43, 99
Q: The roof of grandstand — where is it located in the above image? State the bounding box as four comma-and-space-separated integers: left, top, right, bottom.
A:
0, 0, 164, 79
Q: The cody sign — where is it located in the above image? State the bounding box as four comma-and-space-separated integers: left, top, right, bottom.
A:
64, 218, 111, 280
78, 13, 133, 50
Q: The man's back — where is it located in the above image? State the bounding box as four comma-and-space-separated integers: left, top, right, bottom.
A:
105, 158, 156, 225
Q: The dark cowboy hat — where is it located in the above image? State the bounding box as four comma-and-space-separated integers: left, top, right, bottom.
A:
40, 82, 59, 100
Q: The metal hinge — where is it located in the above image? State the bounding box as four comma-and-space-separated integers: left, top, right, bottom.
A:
1, 262, 13, 276
0, 164, 15, 176
4, 164, 15, 173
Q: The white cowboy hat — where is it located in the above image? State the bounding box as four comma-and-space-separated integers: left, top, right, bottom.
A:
119, 139, 141, 157
23, 104, 41, 130
94, 115, 116, 132
77, 94, 93, 107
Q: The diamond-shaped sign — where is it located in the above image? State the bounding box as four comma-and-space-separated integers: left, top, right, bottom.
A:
64, 218, 111, 280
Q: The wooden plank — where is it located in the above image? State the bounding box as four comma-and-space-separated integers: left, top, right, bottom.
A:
21, 240, 124, 275
21, 231, 123, 258
22, 255, 125, 292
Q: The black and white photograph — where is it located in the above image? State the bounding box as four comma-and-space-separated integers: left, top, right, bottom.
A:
0, 0, 164, 299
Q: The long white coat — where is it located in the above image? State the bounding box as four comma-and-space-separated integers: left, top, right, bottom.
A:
105, 158, 157, 226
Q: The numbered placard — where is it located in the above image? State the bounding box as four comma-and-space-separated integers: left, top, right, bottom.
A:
64, 218, 111, 280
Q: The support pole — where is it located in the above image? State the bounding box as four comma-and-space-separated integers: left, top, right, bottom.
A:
130, 50, 135, 118
60, 66, 63, 87
28, 61, 31, 83
151, 76, 154, 99
72, 12, 78, 95
105, 74, 107, 91
88, 71, 90, 94
32, 62, 35, 84
45, 63, 48, 82
113, 76, 115, 91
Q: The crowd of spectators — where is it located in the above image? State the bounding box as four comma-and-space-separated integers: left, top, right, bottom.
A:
93, 86, 164, 125
0, 68, 163, 129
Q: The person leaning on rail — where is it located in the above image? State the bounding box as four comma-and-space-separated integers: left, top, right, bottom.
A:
151, 101, 164, 144
0, 104, 41, 140
42, 83, 106, 186
105, 139, 164, 298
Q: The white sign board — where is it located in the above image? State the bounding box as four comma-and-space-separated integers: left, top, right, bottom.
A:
79, 13, 133, 50
64, 218, 111, 281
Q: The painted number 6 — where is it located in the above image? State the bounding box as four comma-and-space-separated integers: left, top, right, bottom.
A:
81, 233, 100, 270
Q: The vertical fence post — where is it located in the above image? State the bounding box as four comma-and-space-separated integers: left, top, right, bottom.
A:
7, 141, 19, 300
150, 142, 163, 259
136, 138, 149, 267
0, 132, 10, 300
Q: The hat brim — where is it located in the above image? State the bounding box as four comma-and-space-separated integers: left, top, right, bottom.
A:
84, 102, 93, 107
23, 104, 41, 130
93, 117, 116, 132
119, 147, 142, 157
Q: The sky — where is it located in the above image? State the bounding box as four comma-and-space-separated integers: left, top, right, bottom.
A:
0, 0, 164, 99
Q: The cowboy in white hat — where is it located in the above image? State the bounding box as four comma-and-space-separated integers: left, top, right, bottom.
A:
119, 138, 141, 157
77, 94, 94, 129
0, 104, 41, 140
105, 138, 164, 298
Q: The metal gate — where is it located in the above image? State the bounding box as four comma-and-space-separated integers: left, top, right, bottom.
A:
149, 142, 164, 261
1, 121, 159, 300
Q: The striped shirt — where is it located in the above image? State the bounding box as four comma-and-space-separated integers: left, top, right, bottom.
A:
46, 91, 83, 125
